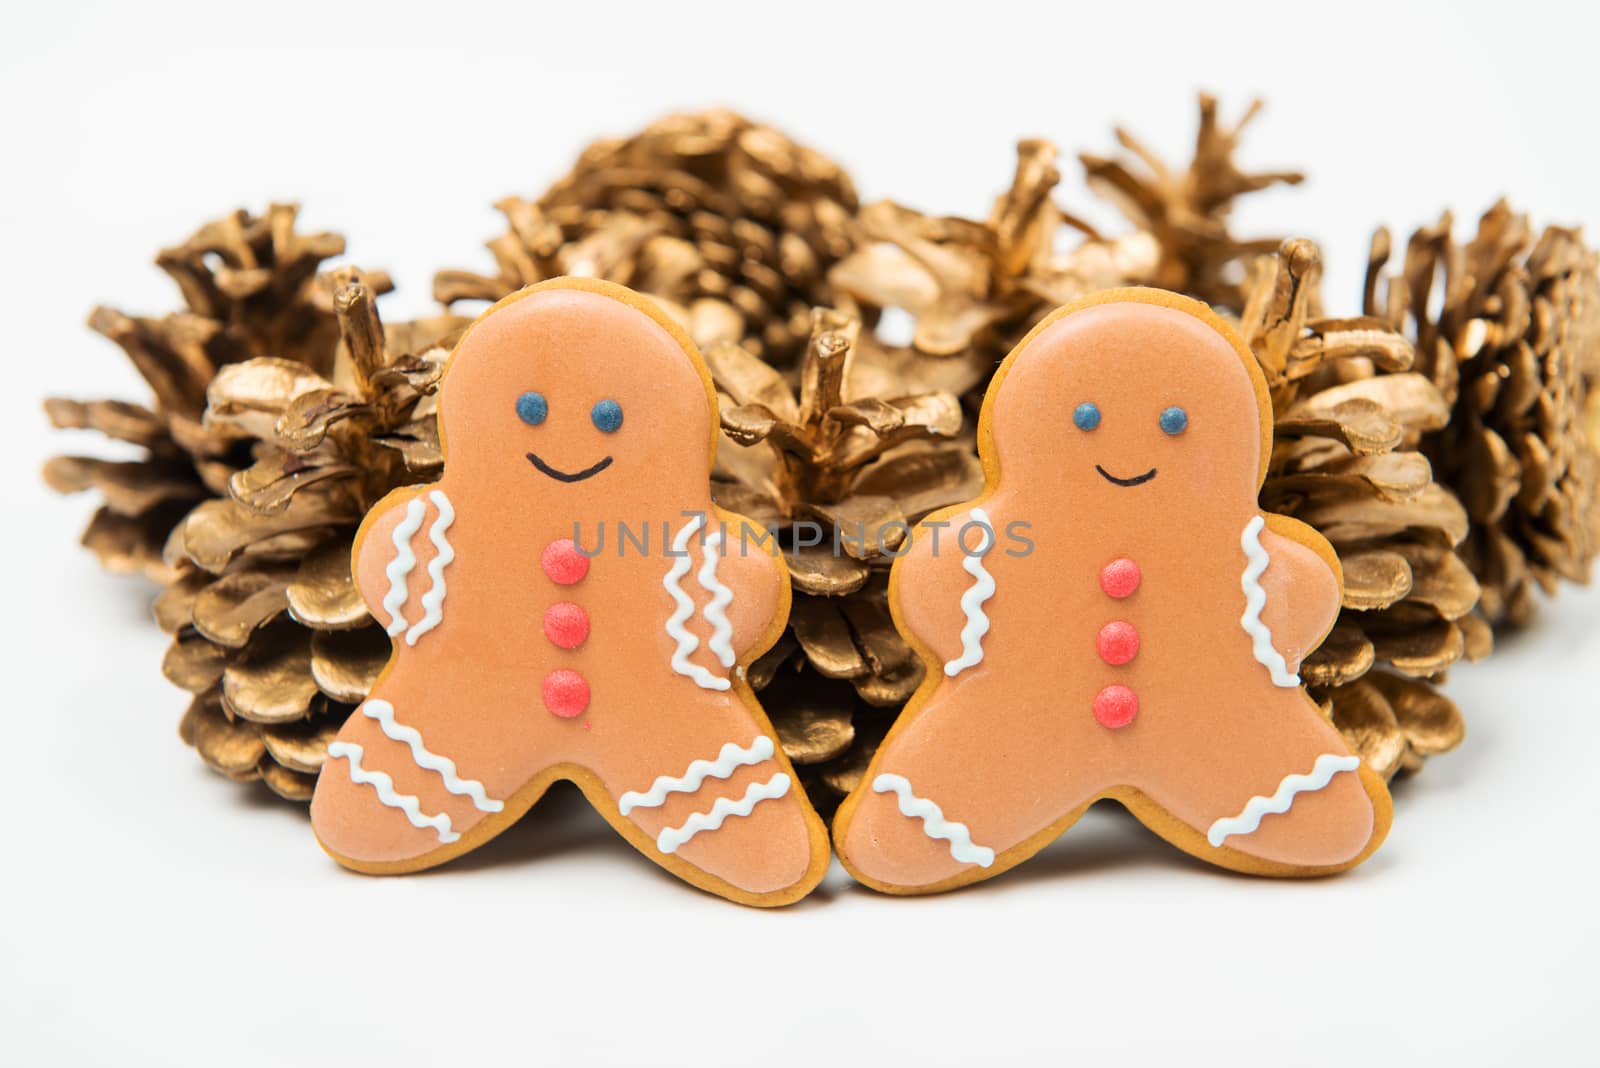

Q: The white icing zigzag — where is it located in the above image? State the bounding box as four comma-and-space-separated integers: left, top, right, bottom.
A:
1206, 753, 1362, 848
617, 736, 774, 815
381, 497, 428, 636
656, 772, 791, 854
404, 490, 456, 647
327, 741, 461, 843
698, 531, 736, 668
359, 699, 502, 813
662, 515, 731, 691
872, 773, 995, 867
943, 506, 997, 677
1240, 515, 1301, 688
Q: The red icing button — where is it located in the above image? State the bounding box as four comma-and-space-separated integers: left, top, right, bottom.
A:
541, 538, 590, 585
1093, 685, 1138, 729
543, 601, 590, 649
1099, 557, 1141, 599
1096, 620, 1140, 666
543, 669, 590, 719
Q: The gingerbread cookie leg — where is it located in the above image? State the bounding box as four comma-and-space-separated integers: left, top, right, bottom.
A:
594, 707, 825, 899
833, 679, 1099, 894
311, 669, 537, 872
1127, 685, 1391, 876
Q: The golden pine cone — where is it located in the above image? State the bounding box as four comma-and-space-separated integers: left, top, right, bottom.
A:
43, 205, 372, 583
433, 109, 860, 364
1366, 203, 1600, 627
708, 309, 986, 800
827, 139, 1161, 371
1239, 239, 1479, 778
1078, 94, 1304, 307
47, 210, 467, 796
155, 276, 467, 797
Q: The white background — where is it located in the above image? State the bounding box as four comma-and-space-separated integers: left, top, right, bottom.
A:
4, 1, 1598, 1064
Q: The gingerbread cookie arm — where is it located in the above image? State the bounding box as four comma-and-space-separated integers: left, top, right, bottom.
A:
1250, 514, 1342, 677
352, 486, 444, 642
350, 485, 439, 636
701, 509, 790, 662
890, 508, 994, 673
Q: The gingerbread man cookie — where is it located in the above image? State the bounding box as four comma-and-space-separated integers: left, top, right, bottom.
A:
310, 278, 829, 906
833, 288, 1392, 893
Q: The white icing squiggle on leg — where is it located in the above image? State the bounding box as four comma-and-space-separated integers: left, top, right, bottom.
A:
697, 531, 736, 668
1240, 515, 1300, 688
381, 497, 428, 636
358, 700, 501, 813
943, 506, 997, 677
328, 742, 460, 844
656, 773, 791, 854
662, 515, 730, 691
1206, 753, 1362, 848
618, 736, 774, 815
872, 773, 995, 867
404, 490, 456, 646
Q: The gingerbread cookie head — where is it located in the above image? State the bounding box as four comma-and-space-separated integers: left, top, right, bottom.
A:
832, 287, 1389, 894
986, 293, 1271, 515
437, 281, 716, 514
310, 278, 829, 906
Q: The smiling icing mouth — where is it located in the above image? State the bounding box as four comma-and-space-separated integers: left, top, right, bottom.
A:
526, 453, 614, 483
1095, 464, 1157, 487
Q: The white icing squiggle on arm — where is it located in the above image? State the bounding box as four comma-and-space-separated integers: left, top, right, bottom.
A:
1207, 752, 1361, 848
1240, 515, 1300, 688
358, 699, 501, 813
943, 506, 997, 677
618, 736, 774, 815
328, 742, 460, 843
381, 497, 428, 636
697, 531, 736, 668
404, 490, 456, 646
872, 773, 995, 867
656, 773, 791, 854
662, 515, 730, 691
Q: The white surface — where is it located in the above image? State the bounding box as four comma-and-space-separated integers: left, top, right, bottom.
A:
4, 1, 1599, 1064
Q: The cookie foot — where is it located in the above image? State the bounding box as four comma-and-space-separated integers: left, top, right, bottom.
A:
609, 742, 826, 901
835, 772, 1000, 892
1196, 754, 1388, 872
661, 775, 823, 898
311, 699, 506, 871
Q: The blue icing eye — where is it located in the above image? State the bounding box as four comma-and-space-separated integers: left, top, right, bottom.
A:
516, 391, 547, 426
591, 399, 623, 433
1160, 406, 1188, 435
1073, 402, 1101, 431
